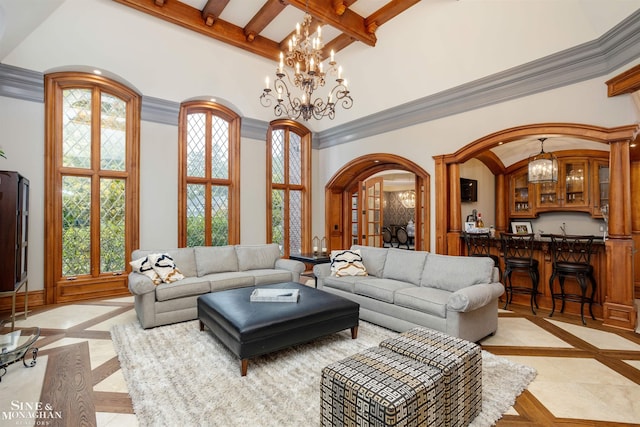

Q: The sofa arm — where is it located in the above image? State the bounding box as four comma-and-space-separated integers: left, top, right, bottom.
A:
447, 282, 505, 313
313, 263, 332, 279
276, 258, 305, 276
128, 273, 156, 296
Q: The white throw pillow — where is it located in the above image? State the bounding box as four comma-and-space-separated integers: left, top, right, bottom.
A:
129, 256, 162, 285
148, 253, 185, 283
330, 249, 368, 277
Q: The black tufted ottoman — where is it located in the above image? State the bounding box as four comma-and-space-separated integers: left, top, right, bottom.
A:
197, 282, 359, 376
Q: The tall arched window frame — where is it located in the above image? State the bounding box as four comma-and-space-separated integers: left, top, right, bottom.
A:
44, 72, 140, 304
178, 101, 240, 247
267, 120, 311, 257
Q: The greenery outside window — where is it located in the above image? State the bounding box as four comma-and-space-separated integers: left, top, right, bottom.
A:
267, 120, 311, 257
179, 101, 240, 246
45, 72, 140, 304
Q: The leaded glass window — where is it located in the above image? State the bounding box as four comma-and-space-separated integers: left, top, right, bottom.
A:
46, 72, 140, 303
179, 101, 240, 247
267, 121, 311, 257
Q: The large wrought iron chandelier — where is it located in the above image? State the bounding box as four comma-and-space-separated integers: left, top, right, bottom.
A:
259, 12, 353, 121
528, 138, 558, 183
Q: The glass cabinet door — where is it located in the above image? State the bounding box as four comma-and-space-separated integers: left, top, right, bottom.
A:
537, 181, 557, 208
592, 159, 609, 217
510, 171, 534, 217
563, 159, 589, 208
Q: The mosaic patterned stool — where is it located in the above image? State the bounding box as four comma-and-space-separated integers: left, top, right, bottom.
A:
380, 328, 482, 427
321, 347, 447, 427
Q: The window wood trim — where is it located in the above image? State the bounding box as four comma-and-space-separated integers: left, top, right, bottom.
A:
266, 119, 312, 256
44, 72, 140, 304
178, 100, 241, 246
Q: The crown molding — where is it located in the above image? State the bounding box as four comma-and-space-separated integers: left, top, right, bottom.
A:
0, 63, 43, 102
314, 9, 640, 149
1, 8, 639, 149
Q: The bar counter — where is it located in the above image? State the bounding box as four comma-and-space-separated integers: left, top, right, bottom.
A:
461, 234, 606, 321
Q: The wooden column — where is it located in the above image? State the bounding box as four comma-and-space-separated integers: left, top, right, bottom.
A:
447, 163, 463, 255
434, 156, 448, 254
632, 161, 640, 298
603, 140, 637, 330
495, 174, 507, 234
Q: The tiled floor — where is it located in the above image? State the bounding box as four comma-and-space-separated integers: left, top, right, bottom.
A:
1, 296, 639, 426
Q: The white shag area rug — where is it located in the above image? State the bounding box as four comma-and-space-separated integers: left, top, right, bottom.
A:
111, 320, 536, 427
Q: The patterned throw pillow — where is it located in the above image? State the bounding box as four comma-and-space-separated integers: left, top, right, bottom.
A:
330, 249, 368, 277
148, 253, 185, 283
129, 256, 162, 285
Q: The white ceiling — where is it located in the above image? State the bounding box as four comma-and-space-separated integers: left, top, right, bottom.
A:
0, 0, 635, 167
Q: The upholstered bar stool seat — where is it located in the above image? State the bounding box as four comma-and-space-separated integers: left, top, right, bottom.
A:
548, 234, 597, 325
501, 233, 539, 314
463, 232, 501, 281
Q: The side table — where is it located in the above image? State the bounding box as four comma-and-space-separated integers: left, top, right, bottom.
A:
0, 322, 39, 381
0, 277, 29, 330
289, 253, 331, 287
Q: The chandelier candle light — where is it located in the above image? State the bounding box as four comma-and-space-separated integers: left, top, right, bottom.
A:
260, 13, 353, 121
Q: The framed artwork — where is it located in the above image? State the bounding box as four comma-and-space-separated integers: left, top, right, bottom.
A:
464, 222, 476, 232
511, 221, 533, 234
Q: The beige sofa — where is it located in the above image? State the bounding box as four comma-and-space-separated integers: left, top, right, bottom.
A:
314, 245, 504, 342
128, 244, 305, 328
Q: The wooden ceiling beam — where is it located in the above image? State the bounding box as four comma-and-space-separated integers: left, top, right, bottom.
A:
201, 0, 230, 26
286, 0, 377, 46
244, 0, 287, 42
322, 34, 356, 60
113, 0, 281, 61
365, 0, 420, 32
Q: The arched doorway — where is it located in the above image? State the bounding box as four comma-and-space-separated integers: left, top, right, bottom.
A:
434, 122, 638, 331
324, 153, 430, 251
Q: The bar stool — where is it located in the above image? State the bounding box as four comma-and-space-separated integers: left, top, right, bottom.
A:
501, 232, 539, 314
548, 234, 597, 325
463, 232, 501, 281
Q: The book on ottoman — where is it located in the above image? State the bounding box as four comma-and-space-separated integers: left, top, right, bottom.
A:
250, 288, 299, 302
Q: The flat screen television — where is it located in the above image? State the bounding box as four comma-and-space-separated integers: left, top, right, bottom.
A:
460, 178, 477, 202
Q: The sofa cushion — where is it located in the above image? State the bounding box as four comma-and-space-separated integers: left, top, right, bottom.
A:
250, 269, 294, 285
148, 253, 185, 283
155, 276, 211, 301
382, 249, 428, 285
421, 254, 494, 292
354, 278, 413, 303
235, 244, 280, 271
323, 275, 365, 293
351, 245, 388, 277
208, 272, 255, 292
194, 245, 238, 276
132, 248, 197, 278
330, 249, 367, 277
394, 287, 451, 318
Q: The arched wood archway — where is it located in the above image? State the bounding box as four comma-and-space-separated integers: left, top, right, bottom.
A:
434, 122, 639, 331
324, 153, 430, 252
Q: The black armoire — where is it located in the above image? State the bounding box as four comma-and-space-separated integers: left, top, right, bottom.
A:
0, 171, 29, 293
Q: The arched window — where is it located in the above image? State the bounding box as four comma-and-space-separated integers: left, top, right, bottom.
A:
267, 120, 311, 256
45, 72, 140, 303
178, 101, 240, 246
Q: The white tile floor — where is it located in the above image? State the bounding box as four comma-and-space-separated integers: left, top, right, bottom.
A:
1, 297, 639, 426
